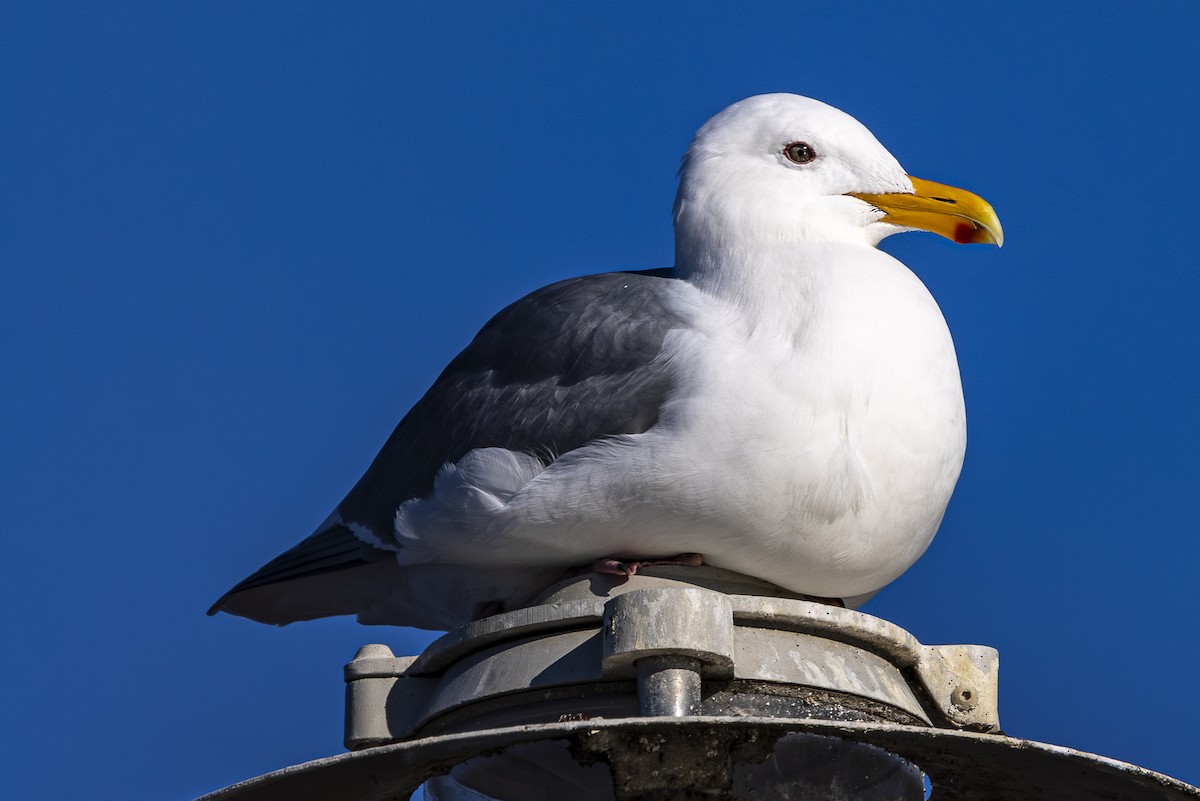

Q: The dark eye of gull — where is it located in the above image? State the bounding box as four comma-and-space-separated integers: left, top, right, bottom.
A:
784, 141, 817, 164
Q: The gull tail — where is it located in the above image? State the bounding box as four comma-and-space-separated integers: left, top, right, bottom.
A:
207, 523, 392, 625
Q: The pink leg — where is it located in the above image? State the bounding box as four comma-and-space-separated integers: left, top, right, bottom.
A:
590, 552, 704, 577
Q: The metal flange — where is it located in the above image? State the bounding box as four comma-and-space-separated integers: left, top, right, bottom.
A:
344, 568, 999, 748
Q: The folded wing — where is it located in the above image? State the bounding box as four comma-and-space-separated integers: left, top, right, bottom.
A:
209, 268, 686, 626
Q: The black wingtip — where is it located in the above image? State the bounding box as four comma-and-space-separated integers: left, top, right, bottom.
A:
206, 523, 380, 622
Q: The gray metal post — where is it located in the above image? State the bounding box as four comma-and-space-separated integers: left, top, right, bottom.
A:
636, 654, 703, 716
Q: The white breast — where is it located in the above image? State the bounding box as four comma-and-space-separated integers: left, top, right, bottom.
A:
653, 243, 965, 596
393, 243, 964, 604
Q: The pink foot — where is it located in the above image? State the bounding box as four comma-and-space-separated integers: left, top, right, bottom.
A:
590, 552, 704, 577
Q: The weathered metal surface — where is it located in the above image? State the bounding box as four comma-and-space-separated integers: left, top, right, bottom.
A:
344, 569, 998, 747
730, 594, 999, 731
199, 717, 1200, 801
601, 588, 735, 678
207, 568, 1198, 800
636, 655, 703, 717
730, 626, 927, 718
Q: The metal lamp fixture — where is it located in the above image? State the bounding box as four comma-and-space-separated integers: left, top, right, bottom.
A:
201, 567, 1200, 801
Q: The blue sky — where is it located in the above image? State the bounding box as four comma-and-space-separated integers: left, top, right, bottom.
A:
4, 2, 1199, 798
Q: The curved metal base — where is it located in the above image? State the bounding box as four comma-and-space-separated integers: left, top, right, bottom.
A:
198, 717, 1200, 801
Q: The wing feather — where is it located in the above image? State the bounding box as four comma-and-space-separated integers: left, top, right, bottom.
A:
210, 268, 685, 624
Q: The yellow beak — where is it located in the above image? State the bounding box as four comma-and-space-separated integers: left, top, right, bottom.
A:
850, 176, 1003, 247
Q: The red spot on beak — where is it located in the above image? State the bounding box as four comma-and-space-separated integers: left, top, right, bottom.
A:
953, 222, 977, 244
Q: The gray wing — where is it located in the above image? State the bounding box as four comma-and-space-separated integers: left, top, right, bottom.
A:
209, 268, 686, 624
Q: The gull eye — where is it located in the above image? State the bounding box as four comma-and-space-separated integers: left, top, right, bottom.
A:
784, 141, 816, 165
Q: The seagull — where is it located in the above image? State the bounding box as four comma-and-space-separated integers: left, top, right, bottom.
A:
209, 94, 1002, 631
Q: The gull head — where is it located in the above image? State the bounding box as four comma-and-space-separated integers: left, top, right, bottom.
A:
673, 94, 1001, 266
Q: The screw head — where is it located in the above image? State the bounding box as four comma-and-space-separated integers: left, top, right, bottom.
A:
951, 686, 978, 711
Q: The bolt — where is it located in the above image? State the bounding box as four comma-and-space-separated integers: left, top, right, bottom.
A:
951, 686, 978, 711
